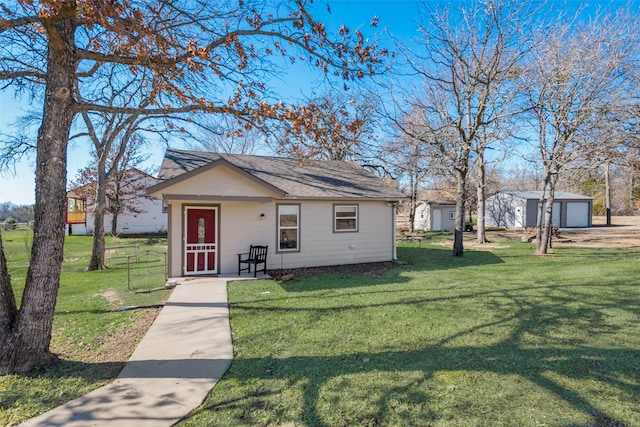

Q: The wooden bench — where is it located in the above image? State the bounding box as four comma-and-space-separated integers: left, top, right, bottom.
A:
237, 245, 268, 277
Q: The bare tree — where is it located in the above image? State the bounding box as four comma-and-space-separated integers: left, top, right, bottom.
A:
522, 13, 635, 254
0, 0, 387, 374
572, 97, 636, 224
380, 125, 432, 232
73, 68, 163, 270
105, 140, 154, 236
404, 0, 535, 255
188, 114, 267, 155
501, 155, 544, 190
69, 135, 152, 237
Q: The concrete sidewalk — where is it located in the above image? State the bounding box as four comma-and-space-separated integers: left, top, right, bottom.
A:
20, 276, 246, 427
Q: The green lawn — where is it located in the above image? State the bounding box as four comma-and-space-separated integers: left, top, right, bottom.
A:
178, 236, 640, 427
0, 228, 171, 425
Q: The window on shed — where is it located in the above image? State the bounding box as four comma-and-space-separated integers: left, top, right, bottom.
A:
449, 211, 455, 220
278, 204, 299, 251
334, 204, 358, 232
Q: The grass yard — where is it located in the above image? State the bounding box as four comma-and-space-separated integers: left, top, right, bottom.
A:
178, 235, 640, 427
0, 228, 171, 425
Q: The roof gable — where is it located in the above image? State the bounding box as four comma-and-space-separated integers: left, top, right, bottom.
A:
151, 149, 405, 200
149, 157, 286, 197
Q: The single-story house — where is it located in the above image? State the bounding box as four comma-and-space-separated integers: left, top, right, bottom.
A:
485, 190, 593, 228
414, 201, 457, 231
66, 168, 167, 236
148, 149, 406, 277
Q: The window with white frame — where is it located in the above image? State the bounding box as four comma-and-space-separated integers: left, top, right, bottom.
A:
449, 211, 455, 220
278, 204, 299, 251
334, 204, 358, 232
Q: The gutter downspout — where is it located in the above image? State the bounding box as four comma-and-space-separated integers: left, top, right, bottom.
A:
391, 201, 398, 260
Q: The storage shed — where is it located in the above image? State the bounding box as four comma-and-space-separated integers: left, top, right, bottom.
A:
485, 190, 592, 228
414, 201, 457, 232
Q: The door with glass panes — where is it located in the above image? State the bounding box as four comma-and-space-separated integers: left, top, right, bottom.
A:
184, 207, 217, 275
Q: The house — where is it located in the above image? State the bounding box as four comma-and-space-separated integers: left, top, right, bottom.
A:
66, 168, 167, 236
485, 190, 593, 228
147, 149, 406, 277
414, 201, 457, 231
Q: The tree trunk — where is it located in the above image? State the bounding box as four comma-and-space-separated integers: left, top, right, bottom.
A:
408, 178, 417, 233
453, 168, 467, 257
111, 210, 119, 236
535, 162, 550, 249
0, 231, 17, 332
476, 152, 487, 244
604, 162, 611, 226
87, 167, 108, 270
536, 179, 556, 255
0, 14, 76, 373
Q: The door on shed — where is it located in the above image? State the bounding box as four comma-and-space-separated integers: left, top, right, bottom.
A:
184, 207, 217, 275
432, 209, 442, 231
566, 202, 590, 227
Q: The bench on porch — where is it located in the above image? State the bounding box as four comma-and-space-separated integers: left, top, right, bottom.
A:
237, 245, 268, 277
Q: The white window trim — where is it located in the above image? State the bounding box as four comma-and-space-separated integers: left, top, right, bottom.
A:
277, 203, 300, 253
333, 204, 359, 233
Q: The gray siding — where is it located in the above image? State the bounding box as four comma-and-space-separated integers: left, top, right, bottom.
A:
525, 199, 538, 227
486, 191, 592, 229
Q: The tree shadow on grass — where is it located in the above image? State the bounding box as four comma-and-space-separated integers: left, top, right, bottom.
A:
183, 279, 639, 427
28, 359, 126, 381
399, 245, 505, 271
198, 347, 636, 426
0, 359, 125, 420
275, 246, 504, 293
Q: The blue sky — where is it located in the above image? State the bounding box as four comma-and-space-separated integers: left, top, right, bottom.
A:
0, 1, 417, 205
0, 0, 637, 205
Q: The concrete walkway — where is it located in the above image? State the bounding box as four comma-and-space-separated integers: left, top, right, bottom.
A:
20, 276, 253, 427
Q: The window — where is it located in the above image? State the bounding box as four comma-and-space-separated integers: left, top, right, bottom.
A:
197, 217, 206, 243
449, 211, 455, 220
278, 204, 299, 251
334, 204, 358, 232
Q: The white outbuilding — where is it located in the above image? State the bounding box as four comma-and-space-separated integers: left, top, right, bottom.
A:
414, 201, 457, 232
485, 190, 592, 228
66, 168, 167, 236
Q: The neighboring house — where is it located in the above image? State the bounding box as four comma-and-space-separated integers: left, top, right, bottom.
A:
414, 201, 457, 232
148, 149, 406, 277
66, 168, 167, 236
485, 190, 593, 228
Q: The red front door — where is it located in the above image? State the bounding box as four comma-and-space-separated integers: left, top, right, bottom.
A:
185, 207, 217, 275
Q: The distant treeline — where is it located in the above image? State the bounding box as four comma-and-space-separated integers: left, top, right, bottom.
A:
0, 202, 35, 223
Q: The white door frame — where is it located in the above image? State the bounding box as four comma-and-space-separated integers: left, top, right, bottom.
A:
184, 206, 218, 275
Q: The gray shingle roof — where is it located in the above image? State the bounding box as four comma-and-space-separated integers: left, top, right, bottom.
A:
497, 190, 592, 200
154, 148, 405, 200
